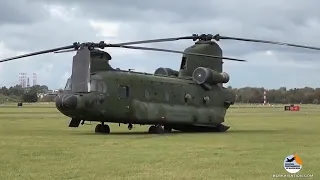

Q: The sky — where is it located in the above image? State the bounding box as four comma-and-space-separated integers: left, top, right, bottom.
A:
1, 0, 320, 90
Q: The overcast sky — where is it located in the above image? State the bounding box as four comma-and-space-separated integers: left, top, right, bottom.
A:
1, 0, 320, 90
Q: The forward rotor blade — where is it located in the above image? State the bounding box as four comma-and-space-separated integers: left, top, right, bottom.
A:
0, 44, 76, 63
54, 49, 77, 54
215, 35, 320, 51
114, 45, 246, 62
113, 36, 197, 46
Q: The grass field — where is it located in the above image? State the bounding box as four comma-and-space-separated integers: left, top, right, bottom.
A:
0, 103, 319, 180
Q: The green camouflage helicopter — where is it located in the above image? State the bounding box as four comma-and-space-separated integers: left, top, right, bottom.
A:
1, 34, 319, 134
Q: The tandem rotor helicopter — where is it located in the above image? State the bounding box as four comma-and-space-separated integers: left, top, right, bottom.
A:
1, 34, 320, 134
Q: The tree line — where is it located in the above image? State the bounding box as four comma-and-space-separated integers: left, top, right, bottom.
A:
0, 85, 50, 103
226, 86, 320, 104
1, 84, 320, 104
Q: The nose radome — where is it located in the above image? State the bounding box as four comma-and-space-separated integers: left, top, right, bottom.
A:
62, 95, 77, 109
55, 95, 77, 109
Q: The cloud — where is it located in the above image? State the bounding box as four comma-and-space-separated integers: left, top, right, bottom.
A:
1, 0, 320, 89
0, 1, 49, 26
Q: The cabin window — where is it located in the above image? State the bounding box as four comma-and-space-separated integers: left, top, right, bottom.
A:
118, 85, 129, 99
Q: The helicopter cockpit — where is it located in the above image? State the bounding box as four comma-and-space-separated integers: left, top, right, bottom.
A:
55, 75, 107, 117
89, 78, 107, 93
62, 74, 107, 94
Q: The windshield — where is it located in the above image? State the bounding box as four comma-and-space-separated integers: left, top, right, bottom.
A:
64, 78, 72, 90
90, 79, 97, 92
63, 78, 102, 92
90, 79, 107, 93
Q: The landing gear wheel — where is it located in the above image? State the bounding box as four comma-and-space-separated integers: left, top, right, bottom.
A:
148, 125, 164, 134
164, 126, 172, 133
101, 124, 110, 134
95, 124, 102, 133
148, 126, 156, 133
155, 126, 164, 134
95, 124, 110, 134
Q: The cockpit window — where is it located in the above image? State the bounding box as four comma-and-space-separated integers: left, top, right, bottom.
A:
90, 80, 98, 92
97, 81, 107, 93
90, 80, 107, 93
180, 56, 187, 69
64, 78, 72, 90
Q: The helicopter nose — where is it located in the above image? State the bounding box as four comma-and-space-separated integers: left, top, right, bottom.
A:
55, 95, 77, 109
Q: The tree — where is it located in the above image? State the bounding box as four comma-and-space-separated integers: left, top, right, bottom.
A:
0, 84, 49, 103
22, 92, 38, 102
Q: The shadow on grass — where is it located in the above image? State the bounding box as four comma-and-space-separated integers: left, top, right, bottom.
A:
73, 129, 285, 136
74, 130, 226, 136
225, 129, 285, 134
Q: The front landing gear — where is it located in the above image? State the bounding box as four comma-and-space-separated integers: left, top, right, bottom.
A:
215, 124, 230, 132
148, 125, 164, 134
95, 124, 110, 134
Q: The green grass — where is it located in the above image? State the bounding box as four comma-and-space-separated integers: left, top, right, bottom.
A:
0, 103, 319, 180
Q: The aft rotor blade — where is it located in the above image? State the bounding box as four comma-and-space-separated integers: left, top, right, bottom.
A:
0, 44, 77, 63
215, 35, 320, 51
113, 36, 198, 46
114, 45, 246, 62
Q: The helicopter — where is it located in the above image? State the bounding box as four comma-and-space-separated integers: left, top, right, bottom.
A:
1, 34, 320, 134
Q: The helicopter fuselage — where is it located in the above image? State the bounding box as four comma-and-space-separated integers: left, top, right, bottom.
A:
55, 69, 235, 131
2, 33, 319, 134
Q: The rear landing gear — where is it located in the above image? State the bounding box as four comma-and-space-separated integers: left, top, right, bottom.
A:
148, 125, 164, 134
128, 123, 133, 130
95, 124, 110, 134
164, 126, 172, 133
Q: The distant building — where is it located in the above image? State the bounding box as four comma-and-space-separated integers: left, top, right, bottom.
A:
47, 89, 60, 95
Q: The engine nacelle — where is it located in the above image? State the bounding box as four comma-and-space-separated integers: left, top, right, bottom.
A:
154, 67, 179, 77
192, 67, 230, 85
